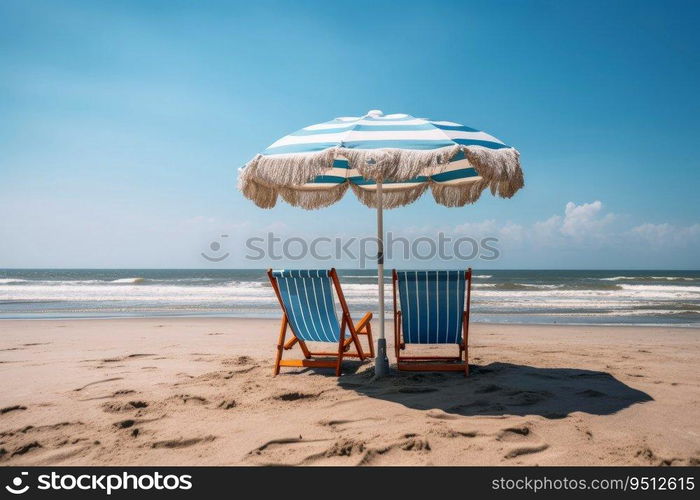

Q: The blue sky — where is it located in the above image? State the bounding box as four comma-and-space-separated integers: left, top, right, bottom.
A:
1, 0, 699, 269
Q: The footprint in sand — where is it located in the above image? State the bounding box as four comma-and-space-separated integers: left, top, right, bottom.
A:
216, 399, 236, 410
73, 378, 123, 392
113, 416, 160, 429
10, 441, 42, 457
632, 447, 692, 466
114, 419, 136, 429
189, 370, 236, 383
150, 436, 216, 449
1, 405, 27, 415
317, 417, 382, 432
358, 434, 432, 465
432, 427, 480, 438
102, 401, 149, 413
274, 391, 320, 402
78, 388, 137, 402
0, 422, 88, 462
504, 443, 549, 459
246, 437, 334, 465
221, 356, 257, 367
301, 439, 367, 464
576, 425, 593, 440
169, 394, 208, 405
497, 426, 532, 442
101, 354, 155, 363
496, 425, 550, 459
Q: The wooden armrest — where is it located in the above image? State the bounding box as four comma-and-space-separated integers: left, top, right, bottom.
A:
284, 336, 298, 350
355, 312, 373, 333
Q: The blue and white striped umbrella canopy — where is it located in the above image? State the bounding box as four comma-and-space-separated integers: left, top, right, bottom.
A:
239, 110, 523, 209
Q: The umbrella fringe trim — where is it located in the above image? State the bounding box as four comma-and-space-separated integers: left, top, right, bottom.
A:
238, 145, 523, 209
242, 179, 506, 209
239, 148, 339, 189
461, 146, 523, 198
430, 179, 488, 207
238, 176, 278, 209
278, 183, 349, 210
349, 183, 429, 209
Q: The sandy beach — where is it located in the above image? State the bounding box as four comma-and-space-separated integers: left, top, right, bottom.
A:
0, 318, 698, 466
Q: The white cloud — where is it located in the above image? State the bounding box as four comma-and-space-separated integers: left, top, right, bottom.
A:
453, 219, 500, 236
499, 221, 526, 244
560, 200, 615, 239
447, 201, 699, 259
523, 201, 617, 247
628, 222, 700, 248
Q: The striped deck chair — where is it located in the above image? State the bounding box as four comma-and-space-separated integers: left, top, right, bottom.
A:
267, 269, 374, 376
392, 269, 472, 376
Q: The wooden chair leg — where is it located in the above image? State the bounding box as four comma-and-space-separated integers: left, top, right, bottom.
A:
297, 338, 312, 359
352, 329, 373, 359
274, 316, 288, 376
394, 311, 402, 359
463, 339, 469, 377
463, 344, 469, 377
365, 321, 375, 358
352, 336, 365, 361
342, 313, 366, 361
335, 334, 344, 376
334, 315, 348, 375
462, 311, 469, 377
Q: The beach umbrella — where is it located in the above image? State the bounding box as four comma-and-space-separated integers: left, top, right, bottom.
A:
239, 110, 523, 376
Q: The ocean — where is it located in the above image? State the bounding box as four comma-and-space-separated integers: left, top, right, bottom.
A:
0, 269, 698, 326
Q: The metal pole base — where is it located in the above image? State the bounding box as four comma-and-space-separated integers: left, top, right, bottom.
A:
374, 338, 390, 377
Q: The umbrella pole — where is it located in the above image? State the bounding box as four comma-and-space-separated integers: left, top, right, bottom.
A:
374, 180, 390, 377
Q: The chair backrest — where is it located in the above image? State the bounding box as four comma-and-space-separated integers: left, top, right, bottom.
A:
396, 270, 467, 344
270, 270, 341, 342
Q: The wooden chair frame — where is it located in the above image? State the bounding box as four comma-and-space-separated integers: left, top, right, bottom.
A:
267, 268, 375, 376
392, 268, 472, 376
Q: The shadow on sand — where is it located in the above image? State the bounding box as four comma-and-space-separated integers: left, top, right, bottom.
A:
336, 362, 653, 418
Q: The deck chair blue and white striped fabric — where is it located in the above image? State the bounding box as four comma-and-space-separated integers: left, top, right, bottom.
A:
268, 269, 374, 376
271, 270, 342, 343
393, 269, 472, 375
396, 270, 466, 344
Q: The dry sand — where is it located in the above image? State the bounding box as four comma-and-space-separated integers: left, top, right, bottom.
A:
0, 318, 698, 466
